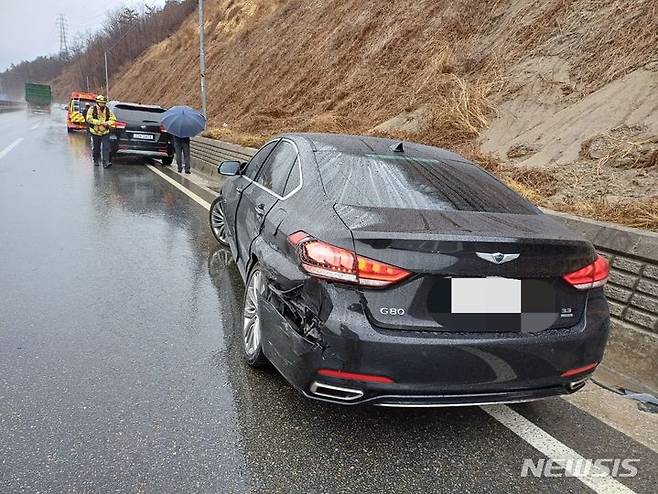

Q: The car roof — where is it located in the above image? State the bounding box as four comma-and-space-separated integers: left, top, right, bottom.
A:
71, 92, 96, 100
279, 132, 470, 163
109, 101, 166, 111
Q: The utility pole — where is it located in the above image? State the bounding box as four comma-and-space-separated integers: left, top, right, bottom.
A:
102, 18, 141, 101
104, 51, 110, 98
198, 0, 208, 118
86, 75, 90, 93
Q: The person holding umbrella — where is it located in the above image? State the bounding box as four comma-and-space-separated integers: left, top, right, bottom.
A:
173, 136, 191, 174
160, 106, 207, 174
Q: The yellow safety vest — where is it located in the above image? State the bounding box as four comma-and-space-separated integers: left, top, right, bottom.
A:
86, 105, 116, 136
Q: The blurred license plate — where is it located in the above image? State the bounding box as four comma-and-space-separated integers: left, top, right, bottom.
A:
451, 277, 521, 313
132, 133, 154, 140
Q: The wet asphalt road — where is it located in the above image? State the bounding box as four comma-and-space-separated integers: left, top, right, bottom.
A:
0, 110, 656, 493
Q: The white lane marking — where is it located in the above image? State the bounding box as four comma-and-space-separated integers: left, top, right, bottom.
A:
481, 405, 636, 494
146, 164, 211, 210
147, 162, 638, 493
0, 137, 24, 160
31, 122, 41, 130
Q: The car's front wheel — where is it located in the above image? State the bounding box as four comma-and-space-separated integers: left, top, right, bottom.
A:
242, 264, 269, 367
209, 196, 229, 246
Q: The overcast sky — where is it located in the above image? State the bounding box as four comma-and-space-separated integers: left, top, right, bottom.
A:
0, 0, 167, 72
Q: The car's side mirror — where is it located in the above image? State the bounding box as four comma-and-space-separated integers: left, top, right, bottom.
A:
217, 160, 241, 176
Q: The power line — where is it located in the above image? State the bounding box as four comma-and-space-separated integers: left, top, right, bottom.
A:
56, 14, 70, 60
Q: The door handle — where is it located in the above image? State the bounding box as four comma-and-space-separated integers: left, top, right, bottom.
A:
254, 203, 265, 217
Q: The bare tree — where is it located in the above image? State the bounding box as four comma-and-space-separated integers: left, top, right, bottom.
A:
0, 0, 196, 99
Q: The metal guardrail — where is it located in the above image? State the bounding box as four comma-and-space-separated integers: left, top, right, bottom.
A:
190, 136, 257, 183
0, 100, 25, 113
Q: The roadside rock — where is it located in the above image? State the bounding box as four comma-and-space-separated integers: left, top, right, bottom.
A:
580, 126, 658, 168
581, 136, 611, 160
506, 144, 535, 159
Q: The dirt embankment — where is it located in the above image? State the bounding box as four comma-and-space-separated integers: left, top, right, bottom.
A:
110, 0, 658, 230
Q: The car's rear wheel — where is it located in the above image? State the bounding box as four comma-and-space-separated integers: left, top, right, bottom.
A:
209, 196, 229, 246
242, 264, 269, 367
161, 156, 173, 166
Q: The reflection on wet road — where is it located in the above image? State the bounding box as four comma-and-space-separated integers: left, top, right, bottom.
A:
0, 110, 656, 493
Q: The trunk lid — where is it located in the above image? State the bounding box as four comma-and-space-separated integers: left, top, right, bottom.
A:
335, 204, 595, 333
113, 104, 167, 145
122, 120, 162, 143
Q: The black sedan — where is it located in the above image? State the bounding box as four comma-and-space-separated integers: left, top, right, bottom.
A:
208, 133, 610, 406
108, 101, 174, 166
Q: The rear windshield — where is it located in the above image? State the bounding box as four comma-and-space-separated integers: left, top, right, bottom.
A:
113, 104, 165, 123
316, 151, 536, 214
73, 99, 94, 112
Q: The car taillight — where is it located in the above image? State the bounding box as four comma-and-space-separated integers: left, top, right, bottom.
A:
561, 362, 598, 378
288, 231, 411, 287
160, 125, 167, 133
562, 254, 609, 290
113, 121, 127, 129
317, 368, 395, 384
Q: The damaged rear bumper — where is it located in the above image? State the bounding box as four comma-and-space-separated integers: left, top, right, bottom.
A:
258, 282, 610, 406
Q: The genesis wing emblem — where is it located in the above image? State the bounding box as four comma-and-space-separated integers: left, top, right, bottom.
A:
476, 252, 520, 264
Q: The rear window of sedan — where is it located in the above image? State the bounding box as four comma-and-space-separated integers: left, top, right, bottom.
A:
315, 151, 537, 214
113, 104, 166, 123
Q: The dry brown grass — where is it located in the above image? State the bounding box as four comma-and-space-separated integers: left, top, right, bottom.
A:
111, 0, 658, 144
501, 167, 560, 205
437, 76, 496, 137
459, 146, 502, 173
110, 0, 658, 135
107, 0, 658, 230
202, 127, 266, 149
505, 178, 546, 206
110, 0, 507, 146
502, 170, 658, 231
554, 197, 658, 231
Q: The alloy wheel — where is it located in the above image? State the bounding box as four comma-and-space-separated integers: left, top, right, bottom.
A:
243, 269, 264, 357
210, 199, 227, 244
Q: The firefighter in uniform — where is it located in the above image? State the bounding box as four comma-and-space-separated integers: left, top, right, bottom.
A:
86, 95, 116, 168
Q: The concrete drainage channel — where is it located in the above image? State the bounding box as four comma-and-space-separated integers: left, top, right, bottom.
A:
189, 136, 658, 395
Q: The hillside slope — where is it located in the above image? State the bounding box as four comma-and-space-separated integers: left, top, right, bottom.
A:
111, 0, 658, 229
47, 1, 196, 101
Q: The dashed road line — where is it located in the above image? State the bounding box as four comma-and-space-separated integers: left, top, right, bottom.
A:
146, 164, 211, 210
31, 122, 41, 130
0, 138, 23, 161
148, 161, 640, 494
482, 405, 636, 494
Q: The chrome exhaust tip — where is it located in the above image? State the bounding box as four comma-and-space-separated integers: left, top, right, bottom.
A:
568, 377, 589, 391
309, 381, 364, 401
